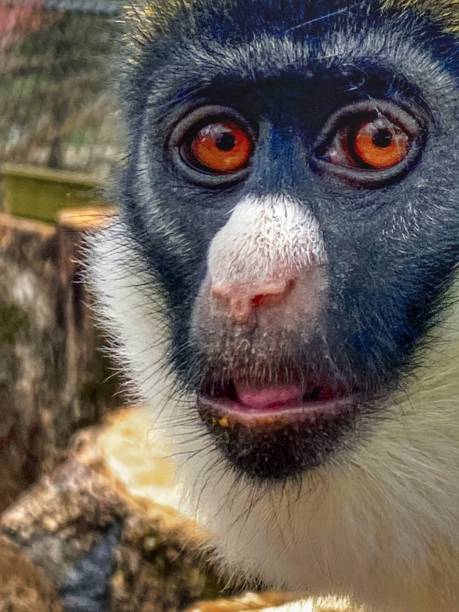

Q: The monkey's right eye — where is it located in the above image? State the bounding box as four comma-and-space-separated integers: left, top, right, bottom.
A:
169, 106, 255, 186
188, 121, 253, 173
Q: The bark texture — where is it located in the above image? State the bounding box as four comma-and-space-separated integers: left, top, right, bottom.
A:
0, 536, 62, 612
0, 209, 120, 511
0, 408, 228, 611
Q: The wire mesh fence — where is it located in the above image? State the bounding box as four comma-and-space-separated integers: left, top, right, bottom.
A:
0, 0, 123, 178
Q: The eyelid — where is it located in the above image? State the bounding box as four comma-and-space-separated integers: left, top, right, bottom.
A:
168, 105, 256, 187
313, 100, 425, 187
315, 100, 420, 152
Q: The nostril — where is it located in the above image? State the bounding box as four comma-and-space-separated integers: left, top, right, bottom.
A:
211, 278, 296, 322
251, 279, 296, 308
251, 292, 279, 308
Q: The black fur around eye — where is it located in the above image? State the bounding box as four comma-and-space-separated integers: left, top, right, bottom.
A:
313, 100, 426, 187
169, 106, 255, 187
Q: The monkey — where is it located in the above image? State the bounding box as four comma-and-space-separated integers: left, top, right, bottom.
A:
88, 1, 459, 610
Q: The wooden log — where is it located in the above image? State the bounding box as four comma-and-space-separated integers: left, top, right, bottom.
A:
0, 209, 120, 512
0, 408, 227, 611
188, 596, 361, 612
0, 407, 359, 611
186, 592, 302, 611
0, 536, 62, 612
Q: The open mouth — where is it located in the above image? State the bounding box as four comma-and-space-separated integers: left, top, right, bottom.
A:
196, 376, 361, 479
198, 379, 357, 429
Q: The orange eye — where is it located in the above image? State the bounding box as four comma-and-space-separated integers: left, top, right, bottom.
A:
351, 118, 410, 169
190, 120, 253, 173
316, 101, 422, 186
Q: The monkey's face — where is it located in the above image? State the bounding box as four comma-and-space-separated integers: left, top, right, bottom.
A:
102, 1, 459, 484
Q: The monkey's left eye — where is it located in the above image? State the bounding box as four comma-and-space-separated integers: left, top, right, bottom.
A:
345, 118, 410, 169
314, 101, 424, 186
169, 106, 255, 186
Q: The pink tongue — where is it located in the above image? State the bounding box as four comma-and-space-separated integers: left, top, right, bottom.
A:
235, 384, 303, 410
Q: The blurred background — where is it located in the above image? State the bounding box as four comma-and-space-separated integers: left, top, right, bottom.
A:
0, 0, 123, 510
0, 0, 121, 177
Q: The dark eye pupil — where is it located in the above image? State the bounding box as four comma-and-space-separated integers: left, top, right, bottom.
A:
372, 128, 393, 148
216, 132, 236, 151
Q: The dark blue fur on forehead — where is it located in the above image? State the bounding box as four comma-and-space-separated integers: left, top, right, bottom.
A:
137, 0, 457, 64
145, 0, 452, 41
122, 0, 458, 128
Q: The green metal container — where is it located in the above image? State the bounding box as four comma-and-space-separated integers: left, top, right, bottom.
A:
1, 163, 107, 223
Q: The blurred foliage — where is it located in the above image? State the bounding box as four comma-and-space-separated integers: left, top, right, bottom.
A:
0, 1, 122, 175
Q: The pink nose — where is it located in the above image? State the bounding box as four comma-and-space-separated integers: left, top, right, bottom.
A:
211, 278, 295, 323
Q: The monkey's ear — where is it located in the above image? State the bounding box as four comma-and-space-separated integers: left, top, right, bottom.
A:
382, 0, 459, 33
